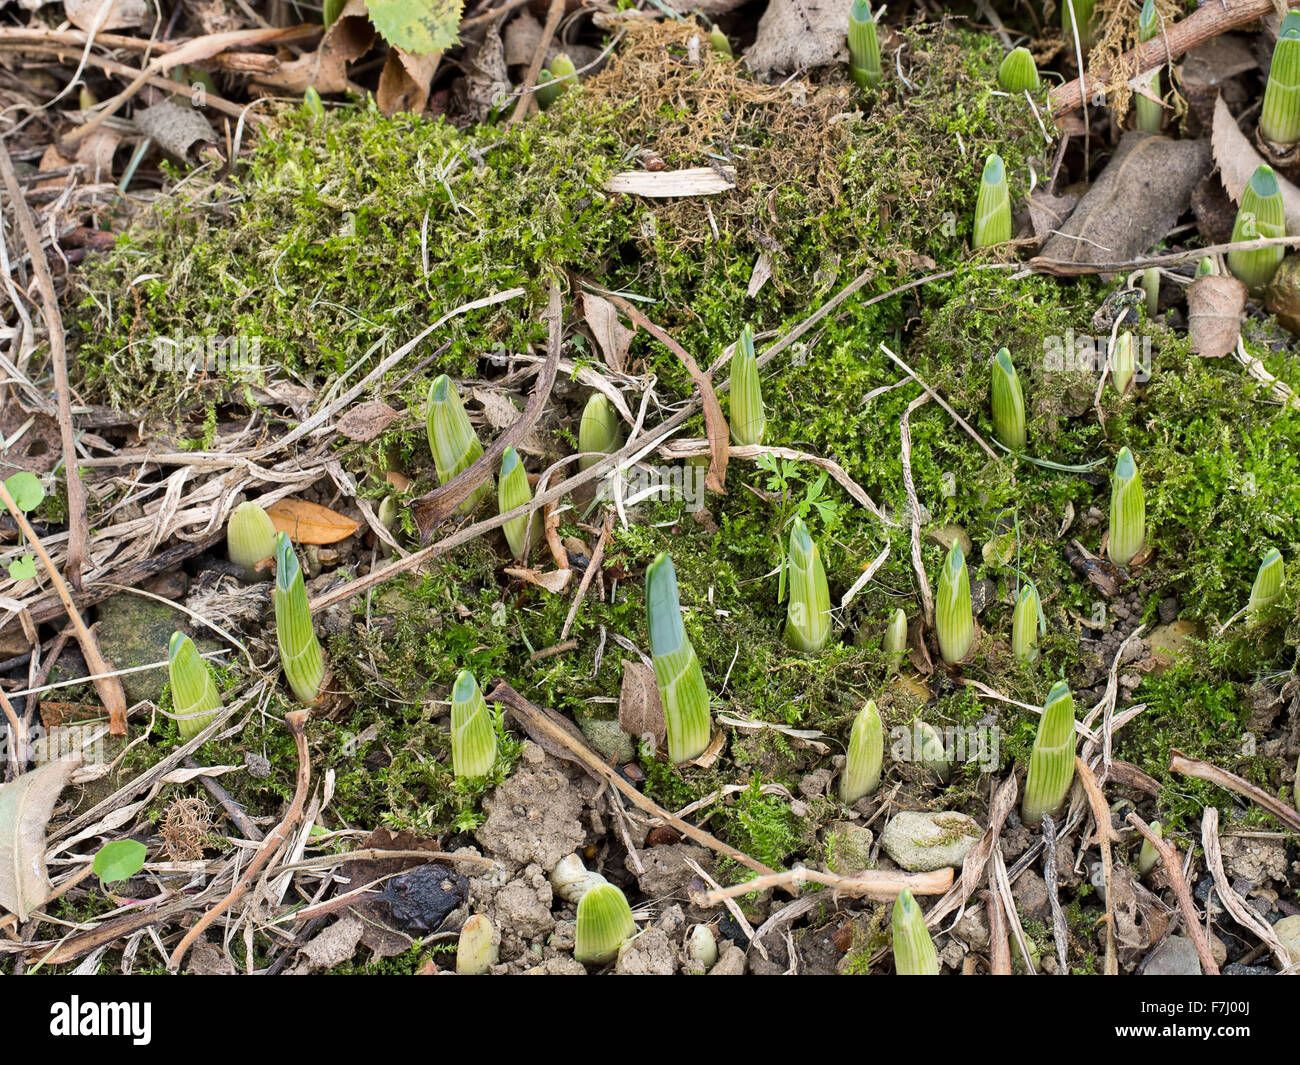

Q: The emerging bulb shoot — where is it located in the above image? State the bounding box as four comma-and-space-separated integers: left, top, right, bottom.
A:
645, 553, 712, 763
456, 914, 499, 975
1136, 820, 1162, 877
1260, 12, 1300, 145
840, 699, 883, 804
891, 888, 939, 974
1011, 581, 1042, 664
847, 0, 882, 89
1246, 548, 1284, 626
913, 720, 951, 782
1110, 331, 1136, 397
226, 501, 277, 577
973, 154, 1011, 248
935, 541, 974, 665
1022, 680, 1078, 824
1062, 0, 1096, 51
498, 446, 535, 562
1133, 0, 1163, 132
578, 392, 624, 472
450, 669, 497, 779
709, 26, 733, 56
784, 517, 831, 653
997, 47, 1040, 93
729, 325, 766, 446
272, 532, 325, 704
167, 631, 223, 741
426, 375, 491, 515
1228, 165, 1286, 292
884, 607, 908, 671
990, 347, 1026, 450
575, 881, 637, 964
1107, 446, 1145, 568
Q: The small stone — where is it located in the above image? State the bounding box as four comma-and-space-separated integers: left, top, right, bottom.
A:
798, 768, 833, 799
1143, 936, 1202, 976
1158, 597, 1179, 624
244, 752, 272, 779
628, 842, 711, 897
879, 810, 981, 873
1012, 869, 1051, 922
1210, 933, 1228, 968
1273, 914, 1300, 965
95, 593, 201, 705
615, 928, 677, 975
821, 821, 874, 875
1222, 962, 1275, 976
710, 945, 747, 975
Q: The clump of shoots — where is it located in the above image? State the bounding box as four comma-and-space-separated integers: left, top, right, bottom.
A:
990, 347, 1026, 450
537, 53, 575, 110
1247, 548, 1284, 625
997, 46, 1039, 93
226, 501, 276, 577
847, 0, 882, 89
884, 608, 908, 671
1062, 0, 1096, 51
575, 881, 636, 964
1136, 821, 1162, 876
935, 542, 974, 665
646, 553, 712, 763
1107, 447, 1145, 568
973, 154, 1011, 248
1228, 165, 1285, 291
273, 532, 325, 704
891, 888, 939, 975
450, 669, 496, 779
1022, 681, 1078, 824
1011, 581, 1042, 664
498, 446, 535, 562
456, 914, 499, 975
426, 375, 491, 514
784, 517, 831, 653
1142, 268, 1160, 317
709, 26, 732, 56
729, 325, 765, 446
1260, 12, 1300, 145
1110, 331, 1136, 397
914, 720, 950, 782
1134, 0, 1163, 132
840, 700, 883, 804
579, 392, 624, 471
167, 632, 223, 740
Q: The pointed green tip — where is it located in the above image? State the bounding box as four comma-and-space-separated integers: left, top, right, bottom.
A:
850, 0, 872, 22
501, 446, 520, 475
550, 53, 576, 78
169, 630, 187, 661
1261, 547, 1282, 567
646, 553, 684, 653
894, 887, 918, 921
739, 324, 755, 358
453, 669, 478, 702
1281, 11, 1300, 39
430, 375, 450, 404
945, 540, 965, 571
1249, 165, 1280, 200
982, 154, 1005, 185
1017, 583, 1037, 607
1046, 679, 1073, 707
275, 531, 298, 584
1114, 446, 1136, 479
1138, 0, 1157, 35
994, 347, 1014, 374
790, 516, 812, 553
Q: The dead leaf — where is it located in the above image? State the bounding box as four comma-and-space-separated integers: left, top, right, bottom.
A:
1028, 188, 1078, 243
504, 11, 542, 66
134, 101, 219, 164
746, 0, 848, 75
378, 46, 440, 116
1040, 132, 1211, 265
1212, 95, 1300, 234
459, 24, 509, 124
336, 400, 400, 442
471, 388, 523, 430
1187, 273, 1247, 357
746, 251, 773, 297
267, 498, 361, 544
64, 0, 149, 31
289, 915, 365, 973
1110, 864, 1170, 951
504, 566, 573, 593
581, 292, 635, 373
618, 660, 665, 751
74, 128, 121, 183
252, 0, 372, 94
604, 167, 737, 198
0, 755, 80, 920
685, 728, 725, 769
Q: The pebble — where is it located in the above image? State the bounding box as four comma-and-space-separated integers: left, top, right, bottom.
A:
1273, 914, 1300, 964
1143, 936, 1202, 976
879, 810, 982, 872
1221, 962, 1275, 976
709, 945, 747, 975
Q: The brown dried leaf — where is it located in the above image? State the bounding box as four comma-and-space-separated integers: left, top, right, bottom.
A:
134, 101, 218, 163
1028, 188, 1078, 243
618, 660, 664, 751
336, 400, 400, 442
378, 46, 440, 115
504, 566, 573, 593
64, 0, 149, 31
1187, 274, 1247, 358
603, 167, 737, 198
581, 292, 635, 373
746, 0, 847, 76
267, 498, 362, 544
1212, 95, 1300, 233
0, 755, 80, 920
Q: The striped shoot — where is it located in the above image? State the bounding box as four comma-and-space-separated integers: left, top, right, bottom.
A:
997, 47, 1039, 93
729, 325, 766, 446
450, 668, 496, 779
784, 517, 831, 653
840, 700, 883, 803
1228, 165, 1285, 291
935, 541, 974, 665
991, 347, 1026, 450
1134, 0, 1163, 132
167, 631, 223, 741
575, 882, 637, 964
226, 501, 276, 577
1110, 331, 1136, 397
848, 0, 882, 89
1247, 548, 1284, 625
273, 532, 325, 704
884, 607, 908, 671
426, 375, 491, 514
1011, 581, 1042, 664
646, 553, 712, 763
1107, 447, 1145, 568
1022, 680, 1078, 824
579, 392, 624, 472
1062, 0, 1096, 51
498, 446, 535, 562
973, 154, 1011, 248
1261, 12, 1300, 145
1136, 820, 1162, 876
892, 888, 939, 975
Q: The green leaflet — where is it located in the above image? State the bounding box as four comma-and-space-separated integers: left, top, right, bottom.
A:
892, 888, 939, 974
935, 541, 974, 665
167, 631, 223, 741
729, 325, 766, 446
450, 668, 496, 779
498, 446, 534, 562
1107, 447, 1145, 567
1261, 13, 1300, 144
990, 347, 1025, 450
646, 553, 711, 763
973, 154, 1011, 248
840, 700, 883, 803
273, 532, 325, 704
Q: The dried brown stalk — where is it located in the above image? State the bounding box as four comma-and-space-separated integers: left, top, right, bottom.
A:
1127, 811, 1219, 975
700, 866, 953, 904
1074, 758, 1118, 974
1169, 749, 1300, 832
